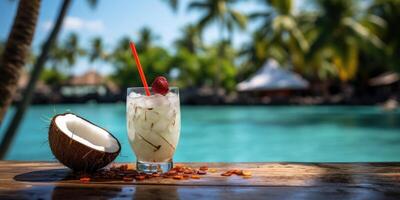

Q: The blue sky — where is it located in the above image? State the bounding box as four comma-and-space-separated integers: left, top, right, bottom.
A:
0, 0, 297, 75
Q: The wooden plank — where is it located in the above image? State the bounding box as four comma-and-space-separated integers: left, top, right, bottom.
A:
0, 161, 400, 199
1, 184, 400, 200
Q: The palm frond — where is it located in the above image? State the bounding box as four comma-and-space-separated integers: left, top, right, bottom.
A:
248, 12, 271, 20
290, 24, 309, 52
163, 0, 179, 12
230, 10, 247, 30
187, 1, 209, 11
342, 17, 384, 48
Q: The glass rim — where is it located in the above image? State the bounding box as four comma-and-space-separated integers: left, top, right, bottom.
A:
127, 87, 179, 94
127, 86, 178, 90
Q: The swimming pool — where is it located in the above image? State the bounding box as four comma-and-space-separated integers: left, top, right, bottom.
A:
1, 105, 399, 162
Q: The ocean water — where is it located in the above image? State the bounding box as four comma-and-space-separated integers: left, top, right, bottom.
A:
1, 104, 399, 162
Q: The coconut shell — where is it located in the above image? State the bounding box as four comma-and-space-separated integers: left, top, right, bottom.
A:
48, 113, 121, 172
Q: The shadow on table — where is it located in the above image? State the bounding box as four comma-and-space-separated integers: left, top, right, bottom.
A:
14, 168, 73, 182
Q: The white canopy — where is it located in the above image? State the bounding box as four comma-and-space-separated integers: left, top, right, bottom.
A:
237, 59, 309, 91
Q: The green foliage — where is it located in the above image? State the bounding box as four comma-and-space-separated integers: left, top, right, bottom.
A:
188, 0, 247, 40
369, 0, 400, 71
48, 32, 85, 73
110, 36, 172, 87
174, 25, 202, 53
247, 0, 309, 76
306, 0, 385, 81
136, 27, 159, 52
89, 37, 107, 63
40, 68, 66, 85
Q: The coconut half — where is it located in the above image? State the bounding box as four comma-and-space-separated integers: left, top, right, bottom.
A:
49, 113, 121, 172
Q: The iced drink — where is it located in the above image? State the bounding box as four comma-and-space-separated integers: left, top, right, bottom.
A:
126, 87, 180, 173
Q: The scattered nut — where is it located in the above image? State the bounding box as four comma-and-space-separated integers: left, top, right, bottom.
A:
191, 175, 200, 179
135, 175, 146, 181
173, 175, 183, 180
197, 170, 207, 175
123, 176, 134, 182
221, 172, 232, 176
126, 164, 135, 170
79, 177, 90, 183
199, 166, 208, 171
241, 171, 252, 176
167, 170, 177, 175
209, 168, 217, 173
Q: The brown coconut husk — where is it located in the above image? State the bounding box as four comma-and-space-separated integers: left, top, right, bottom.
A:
48, 113, 121, 172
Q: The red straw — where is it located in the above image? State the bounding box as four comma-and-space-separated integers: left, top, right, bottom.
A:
129, 41, 151, 96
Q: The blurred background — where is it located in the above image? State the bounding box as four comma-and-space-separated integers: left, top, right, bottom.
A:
0, 0, 399, 162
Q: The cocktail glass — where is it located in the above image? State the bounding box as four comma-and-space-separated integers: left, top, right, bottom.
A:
126, 87, 180, 173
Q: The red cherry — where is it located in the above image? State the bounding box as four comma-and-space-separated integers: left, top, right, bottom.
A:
151, 76, 169, 95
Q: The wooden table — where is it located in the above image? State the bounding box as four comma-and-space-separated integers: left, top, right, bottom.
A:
0, 161, 400, 199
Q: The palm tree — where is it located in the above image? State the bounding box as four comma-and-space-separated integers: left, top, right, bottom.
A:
174, 24, 202, 53
63, 33, 83, 67
0, 41, 4, 55
136, 27, 159, 52
307, 0, 384, 82
369, 0, 400, 70
162, 0, 179, 12
0, 0, 40, 125
48, 33, 84, 74
0, 0, 98, 159
88, 37, 107, 69
188, 0, 247, 41
239, 30, 287, 80
0, 0, 70, 159
51, 33, 83, 74
111, 35, 172, 88
249, 0, 309, 72
188, 0, 246, 91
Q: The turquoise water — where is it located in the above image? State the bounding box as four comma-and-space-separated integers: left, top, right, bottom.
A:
1, 105, 400, 162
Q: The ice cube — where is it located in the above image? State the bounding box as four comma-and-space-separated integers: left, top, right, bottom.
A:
145, 109, 160, 123
167, 93, 179, 106
145, 94, 170, 108
152, 117, 170, 132
128, 92, 141, 99
135, 118, 152, 134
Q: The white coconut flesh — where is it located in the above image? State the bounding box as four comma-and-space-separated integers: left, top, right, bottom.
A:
55, 114, 120, 153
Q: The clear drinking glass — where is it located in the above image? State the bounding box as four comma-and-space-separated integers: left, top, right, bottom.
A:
126, 87, 180, 173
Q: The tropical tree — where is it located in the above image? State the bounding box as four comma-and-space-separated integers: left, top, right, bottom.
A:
239, 30, 287, 81
369, 0, 400, 71
174, 24, 202, 54
248, 0, 309, 72
307, 0, 384, 82
48, 32, 84, 74
172, 25, 203, 86
136, 27, 159, 52
0, 0, 98, 159
162, 0, 179, 12
188, 0, 247, 41
187, 0, 246, 91
201, 41, 238, 91
111, 35, 172, 88
0, 0, 40, 125
88, 37, 108, 69
0, 41, 4, 55
40, 68, 67, 85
